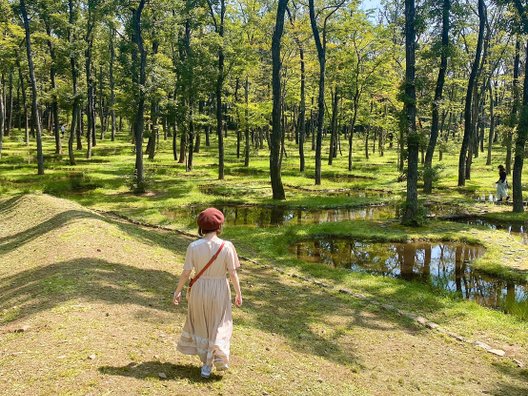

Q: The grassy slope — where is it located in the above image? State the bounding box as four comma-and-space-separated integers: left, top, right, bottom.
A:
1, 194, 527, 396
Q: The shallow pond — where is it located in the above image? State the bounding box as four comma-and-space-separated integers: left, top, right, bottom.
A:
292, 239, 527, 319
162, 205, 398, 227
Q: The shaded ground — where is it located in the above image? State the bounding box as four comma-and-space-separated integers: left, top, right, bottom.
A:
0, 195, 527, 395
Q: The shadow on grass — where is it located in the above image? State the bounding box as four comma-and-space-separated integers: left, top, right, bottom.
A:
0, 195, 24, 216
489, 362, 528, 395
99, 361, 223, 382
0, 210, 99, 253
0, 258, 178, 323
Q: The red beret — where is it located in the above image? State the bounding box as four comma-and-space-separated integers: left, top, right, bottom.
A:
197, 208, 225, 233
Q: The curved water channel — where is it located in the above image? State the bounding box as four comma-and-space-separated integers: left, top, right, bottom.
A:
162, 204, 399, 227
291, 239, 527, 319
166, 203, 527, 318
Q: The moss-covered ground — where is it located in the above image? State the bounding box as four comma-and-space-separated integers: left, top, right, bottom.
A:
1, 130, 528, 394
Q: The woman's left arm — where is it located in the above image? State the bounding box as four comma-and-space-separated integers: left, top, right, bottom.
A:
173, 269, 192, 305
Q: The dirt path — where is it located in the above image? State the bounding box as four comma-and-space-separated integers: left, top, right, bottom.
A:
0, 195, 526, 395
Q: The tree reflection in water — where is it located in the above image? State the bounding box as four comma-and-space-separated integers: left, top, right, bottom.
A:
292, 239, 527, 319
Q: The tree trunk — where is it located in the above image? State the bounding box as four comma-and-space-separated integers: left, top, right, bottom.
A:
17, 60, 29, 146
458, 0, 484, 186
244, 77, 250, 167
5, 70, 13, 137
20, 0, 44, 175
328, 87, 338, 165
0, 76, 4, 159
507, 39, 521, 175
85, 4, 96, 159
98, 65, 106, 140
68, 0, 78, 165
131, 0, 147, 192
172, 121, 178, 161
210, 0, 226, 180
401, 0, 419, 225
45, 22, 62, 155
512, 39, 528, 213
270, 0, 287, 200
486, 80, 494, 166
109, 26, 116, 141
424, 0, 449, 193
308, 0, 328, 186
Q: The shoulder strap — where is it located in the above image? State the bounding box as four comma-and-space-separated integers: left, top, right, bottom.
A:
189, 242, 226, 288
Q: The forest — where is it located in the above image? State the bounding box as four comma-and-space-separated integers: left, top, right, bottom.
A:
1, 0, 528, 394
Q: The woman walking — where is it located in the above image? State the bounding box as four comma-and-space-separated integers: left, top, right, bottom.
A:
496, 165, 510, 202
173, 208, 242, 378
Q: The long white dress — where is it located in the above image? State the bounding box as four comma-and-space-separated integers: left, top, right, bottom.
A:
177, 234, 240, 368
496, 180, 508, 201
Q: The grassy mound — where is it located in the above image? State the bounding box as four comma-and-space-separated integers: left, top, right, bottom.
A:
1, 194, 527, 395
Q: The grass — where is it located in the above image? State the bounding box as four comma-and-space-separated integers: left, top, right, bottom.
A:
1, 128, 528, 394
0, 194, 527, 395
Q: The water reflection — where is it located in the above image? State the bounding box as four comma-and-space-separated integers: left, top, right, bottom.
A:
292, 239, 527, 319
162, 205, 398, 227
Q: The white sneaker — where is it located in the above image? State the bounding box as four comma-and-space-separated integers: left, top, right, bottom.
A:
215, 363, 229, 371
200, 365, 212, 378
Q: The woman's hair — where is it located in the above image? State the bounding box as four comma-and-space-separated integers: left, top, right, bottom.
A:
498, 164, 505, 170
198, 224, 223, 237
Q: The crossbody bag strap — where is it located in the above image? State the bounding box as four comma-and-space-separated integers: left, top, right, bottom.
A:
188, 241, 226, 288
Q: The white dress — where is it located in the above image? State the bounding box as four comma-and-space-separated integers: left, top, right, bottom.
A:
177, 235, 240, 368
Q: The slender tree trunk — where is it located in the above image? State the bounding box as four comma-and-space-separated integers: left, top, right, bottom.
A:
0, 76, 4, 160
131, 0, 147, 192
328, 87, 339, 165
98, 65, 106, 140
85, 5, 95, 159
172, 121, 178, 161
20, 0, 44, 175
17, 60, 29, 145
45, 22, 62, 155
5, 70, 13, 137
77, 109, 83, 150
512, 39, 528, 213
309, 0, 330, 186
68, 0, 78, 165
458, 0, 484, 186
270, 0, 287, 200
109, 26, 116, 141
348, 106, 358, 171
298, 48, 306, 172
208, 0, 226, 180
402, 0, 419, 225
365, 127, 370, 160
507, 39, 521, 175
486, 81, 494, 165
147, 40, 159, 160
424, 0, 449, 193
244, 77, 250, 167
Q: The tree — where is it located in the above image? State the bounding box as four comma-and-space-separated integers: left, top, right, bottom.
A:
401, 0, 419, 225
458, 0, 485, 186
308, 0, 346, 185
20, 0, 44, 175
206, 0, 226, 180
130, 0, 147, 192
270, 0, 288, 200
511, 0, 528, 212
424, 0, 450, 193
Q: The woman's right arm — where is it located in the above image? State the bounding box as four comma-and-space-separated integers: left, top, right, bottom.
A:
228, 269, 243, 307
173, 269, 192, 305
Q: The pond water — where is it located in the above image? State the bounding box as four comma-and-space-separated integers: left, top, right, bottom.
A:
162, 205, 399, 227
292, 239, 528, 319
